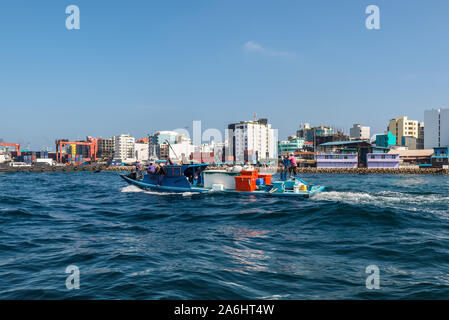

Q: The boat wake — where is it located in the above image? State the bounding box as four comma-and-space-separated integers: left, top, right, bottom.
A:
120, 185, 194, 197
314, 190, 449, 215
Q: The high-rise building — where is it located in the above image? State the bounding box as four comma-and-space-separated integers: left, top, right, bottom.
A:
417, 122, 425, 149
97, 138, 115, 159
227, 118, 277, 163
349, 124, 371, 140
297, 123, 334, 143
388, 116, 419, 146
424, 107, 449, 148
113, 134, 135, 161
148, 131, 179, 159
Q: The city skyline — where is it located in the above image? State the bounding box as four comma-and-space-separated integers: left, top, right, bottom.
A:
1, 1, 449, 149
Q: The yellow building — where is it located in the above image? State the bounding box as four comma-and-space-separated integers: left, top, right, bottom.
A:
388, 116, 419, 146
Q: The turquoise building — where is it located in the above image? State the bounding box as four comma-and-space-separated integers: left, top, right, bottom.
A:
278, 137, 305, 155
376, 131, 396, 148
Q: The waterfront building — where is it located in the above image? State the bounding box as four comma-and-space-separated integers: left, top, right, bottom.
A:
376, 131, 396, 148
302, 141, 314, 152
430, 147, 449, 168
97, 138, 115, 159
113, 134, 135, 162
388, 116, 419, 146
278, 137, 305, 155
159, 144, 169, 160
227, 118, 277, 163
296, 123, 334, 144
212, 141, 232, 163
350, 124, 371, 140
315, 131, 349, 149
157, 131, 178, 145
389, 149, 434, 167
135, 142, 149, 161
424, 107, 449, 149
402, 136, 418, 150
148, 131, 179, 159
317, 153, 358, 169
169, 135, 195, 162
318, 140, 390, 168
367, 153, 400, 168
291, 152, 317, 167
417, 122, 424, 149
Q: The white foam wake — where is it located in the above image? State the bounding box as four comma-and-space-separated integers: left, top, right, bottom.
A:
120, 185, 194, 196
313, 190, 449, 216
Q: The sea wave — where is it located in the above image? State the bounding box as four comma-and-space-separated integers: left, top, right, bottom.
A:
1, 172, 449, 299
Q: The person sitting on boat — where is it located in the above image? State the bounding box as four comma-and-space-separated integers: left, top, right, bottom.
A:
288, 153, 297, 178
155, 163, 167, 186
146, 162, 156, 175
135, 161, 143, 180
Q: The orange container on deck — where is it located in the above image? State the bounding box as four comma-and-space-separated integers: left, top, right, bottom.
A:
240, 170, 258, 178
235, 176, 257, 192
258, 174, 272, 185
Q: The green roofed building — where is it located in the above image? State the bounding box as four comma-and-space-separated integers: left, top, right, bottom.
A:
278, 137, 305, 155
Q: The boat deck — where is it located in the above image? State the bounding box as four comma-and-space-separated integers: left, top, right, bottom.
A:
121, 174, 324, 198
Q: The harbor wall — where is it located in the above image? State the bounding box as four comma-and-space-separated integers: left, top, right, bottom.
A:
291, 167, 449, 175
1, 165, 449, 175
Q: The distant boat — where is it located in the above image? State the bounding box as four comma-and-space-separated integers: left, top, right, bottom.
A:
120, 164, 325, 198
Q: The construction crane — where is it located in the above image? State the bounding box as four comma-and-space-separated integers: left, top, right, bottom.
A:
0, 143, 21, 156
55, 139, 98, 163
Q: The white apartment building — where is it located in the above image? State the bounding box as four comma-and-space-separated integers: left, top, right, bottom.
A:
135, 142, 149, 161
227, 118, 277, 163
350, 124, 371, 140
113, 134, 135, 161
169, 135, 195, 161
424, 107, 449, 148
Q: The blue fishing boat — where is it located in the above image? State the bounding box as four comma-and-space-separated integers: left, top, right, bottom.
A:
120, 164, 325, 198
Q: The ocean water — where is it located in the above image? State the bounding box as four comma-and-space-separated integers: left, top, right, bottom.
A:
1, 171, 449, 299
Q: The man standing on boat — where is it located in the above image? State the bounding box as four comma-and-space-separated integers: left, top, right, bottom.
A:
288, 153, 297, 178
281, 156, 289, 180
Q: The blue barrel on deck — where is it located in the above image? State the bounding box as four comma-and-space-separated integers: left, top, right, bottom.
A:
256, 178, 265, 186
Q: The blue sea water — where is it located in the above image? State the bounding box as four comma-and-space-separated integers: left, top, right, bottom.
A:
1, 171, 449, 299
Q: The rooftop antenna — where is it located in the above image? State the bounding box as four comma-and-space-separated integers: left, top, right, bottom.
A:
253, 112, 257, 121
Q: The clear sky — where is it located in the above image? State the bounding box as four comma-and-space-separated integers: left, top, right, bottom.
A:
1, 0, 449, 150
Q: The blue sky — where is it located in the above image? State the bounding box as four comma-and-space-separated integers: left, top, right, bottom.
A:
1, 0, 449, 150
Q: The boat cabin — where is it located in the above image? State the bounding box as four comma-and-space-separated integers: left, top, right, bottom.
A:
140, 164, 209, 188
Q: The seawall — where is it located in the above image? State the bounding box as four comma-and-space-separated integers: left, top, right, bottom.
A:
1, 165, 448, 175
292, 167, 449, 175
